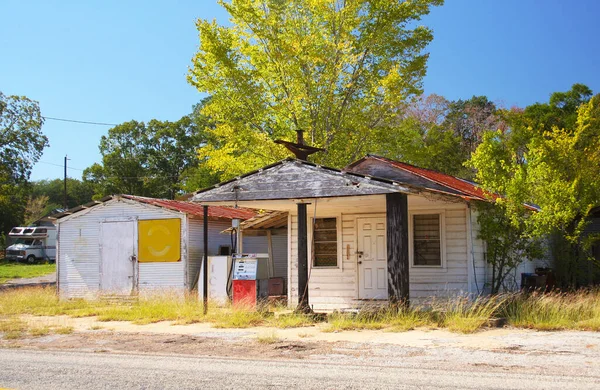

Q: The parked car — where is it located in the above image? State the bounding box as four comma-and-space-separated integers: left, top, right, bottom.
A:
6, 226, 56, 263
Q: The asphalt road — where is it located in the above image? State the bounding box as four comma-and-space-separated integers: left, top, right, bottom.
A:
0, 348, 598, 390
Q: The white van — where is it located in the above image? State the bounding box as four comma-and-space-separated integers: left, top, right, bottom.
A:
6, 226, 57, 263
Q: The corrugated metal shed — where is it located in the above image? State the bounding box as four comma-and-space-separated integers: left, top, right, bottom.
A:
56, 195, 259, 299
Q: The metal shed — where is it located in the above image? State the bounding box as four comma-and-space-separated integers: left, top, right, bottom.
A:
53, 195, 255, 299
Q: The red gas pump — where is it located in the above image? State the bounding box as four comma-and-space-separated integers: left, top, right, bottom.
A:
231, 255, 258, 308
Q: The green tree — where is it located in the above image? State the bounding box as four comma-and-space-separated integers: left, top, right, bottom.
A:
0, 92, 48, 235
375, 94, 504, 179
475, 202, 543, 293
469, 92, 600, 272
189, 0, 444, 179
376, 94, 464, 175
83, 109, 216, 199
31, 178, 96, 209
521, 83, 593, 133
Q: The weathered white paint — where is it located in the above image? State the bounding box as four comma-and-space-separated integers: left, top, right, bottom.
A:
100, 220, 136, 294
57, 199, 187, 299
357, 217, 387, 299
287, 194, 472, 311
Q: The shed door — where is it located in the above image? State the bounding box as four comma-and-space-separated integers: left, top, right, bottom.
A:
100, 221, 136, 294
358, 218, 387, 299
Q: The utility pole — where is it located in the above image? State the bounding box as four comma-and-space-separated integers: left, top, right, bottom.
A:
63, 155, 69, 210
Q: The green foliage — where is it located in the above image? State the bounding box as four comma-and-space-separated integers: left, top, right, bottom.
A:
469, 85, 600, 288
521, 83, 593, 133
475, 202, 543, 293
376, 94, 504, 179
189, 0, 443, 178
0, 92, 48, 235
31, 178, 96, 210
83, 107, 217, 199
470, 89, 600, 243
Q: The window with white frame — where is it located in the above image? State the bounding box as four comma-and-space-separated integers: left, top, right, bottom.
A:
313, 217, 338, 267
412, 213, 442, 266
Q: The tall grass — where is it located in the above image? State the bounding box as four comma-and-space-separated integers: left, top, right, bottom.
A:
434, 295, 508, 333
2, 287, 600, 334
503, 290, 600, 331
322, 296, 507, 334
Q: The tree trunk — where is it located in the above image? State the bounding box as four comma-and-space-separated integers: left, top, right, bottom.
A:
386, 193, 409, 308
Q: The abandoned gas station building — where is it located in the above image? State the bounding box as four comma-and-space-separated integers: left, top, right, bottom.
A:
192, 155, 549, 312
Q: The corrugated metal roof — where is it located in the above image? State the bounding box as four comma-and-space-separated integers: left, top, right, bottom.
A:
348, 155, 539, 211
355, 155, 494, 201
54, 195, 256, 220
120, 195, 256, 219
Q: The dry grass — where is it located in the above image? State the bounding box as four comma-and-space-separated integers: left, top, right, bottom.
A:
434, 295, 508, 334
323, 305, 437, 333
2, 287, 600, 334
503, 290, 600, 331
0, 317, 75, 339
256, 331, 280, 344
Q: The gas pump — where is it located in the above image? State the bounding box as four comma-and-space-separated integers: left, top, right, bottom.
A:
231, 254, 259, 307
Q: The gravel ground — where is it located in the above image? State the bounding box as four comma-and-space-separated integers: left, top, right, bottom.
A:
1, 348, 599, 390
1, 319, 600, 389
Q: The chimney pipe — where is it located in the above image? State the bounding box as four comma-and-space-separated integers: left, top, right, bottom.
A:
296, 130, 304, 145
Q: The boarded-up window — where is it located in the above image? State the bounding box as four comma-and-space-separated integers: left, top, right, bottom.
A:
138, 219, 181, 262
313, 217, 338, 267
413, 214, 441, 266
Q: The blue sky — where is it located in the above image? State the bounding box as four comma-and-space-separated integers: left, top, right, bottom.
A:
1, 0, 598, 181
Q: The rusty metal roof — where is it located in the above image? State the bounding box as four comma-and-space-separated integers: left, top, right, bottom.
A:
53, 195, 257, 220
347, 155, 494, 201
120, 195, 257, 219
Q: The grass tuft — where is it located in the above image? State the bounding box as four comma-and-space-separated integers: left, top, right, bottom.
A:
256, 331, 280, 344
435, 295, 508, 334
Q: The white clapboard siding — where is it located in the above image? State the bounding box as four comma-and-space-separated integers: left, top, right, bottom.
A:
57, 199, 187, 299
288, 195, 472, 311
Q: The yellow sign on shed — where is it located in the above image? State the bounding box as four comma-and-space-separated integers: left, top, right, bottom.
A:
138, 219, 181, 263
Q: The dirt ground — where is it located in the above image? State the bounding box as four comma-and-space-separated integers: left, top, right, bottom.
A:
2, 315, 600, 376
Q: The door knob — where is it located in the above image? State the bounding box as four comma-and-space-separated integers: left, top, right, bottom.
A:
358, 261, 362, 265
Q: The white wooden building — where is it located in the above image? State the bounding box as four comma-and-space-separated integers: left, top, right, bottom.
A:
53, 195, 256, 299
192, 155, 550, 312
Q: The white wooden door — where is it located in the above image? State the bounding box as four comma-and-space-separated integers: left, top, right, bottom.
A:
100, 221, 136, 294
358, 218, 387, 299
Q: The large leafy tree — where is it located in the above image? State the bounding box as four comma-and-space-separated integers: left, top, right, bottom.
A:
469, 86, 599, 263
375, 94, 504, 179
0, 92, 48, 235
83, 109, 218, 199
31, 178, 96, 210
189, 0, 444, 178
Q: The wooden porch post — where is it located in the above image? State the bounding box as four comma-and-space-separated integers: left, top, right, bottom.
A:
203, 205, 209, 314
297, 203, 310, 312
386, 193, 409, 308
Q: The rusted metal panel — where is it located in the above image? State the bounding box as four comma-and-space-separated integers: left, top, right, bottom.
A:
347, 157, 465, 195
193, 160, 413, 203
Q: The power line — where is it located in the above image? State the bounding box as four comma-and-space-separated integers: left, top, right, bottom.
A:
38, 160, 84, 171
42, 116, 118, 126
37, 161, 182, 180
